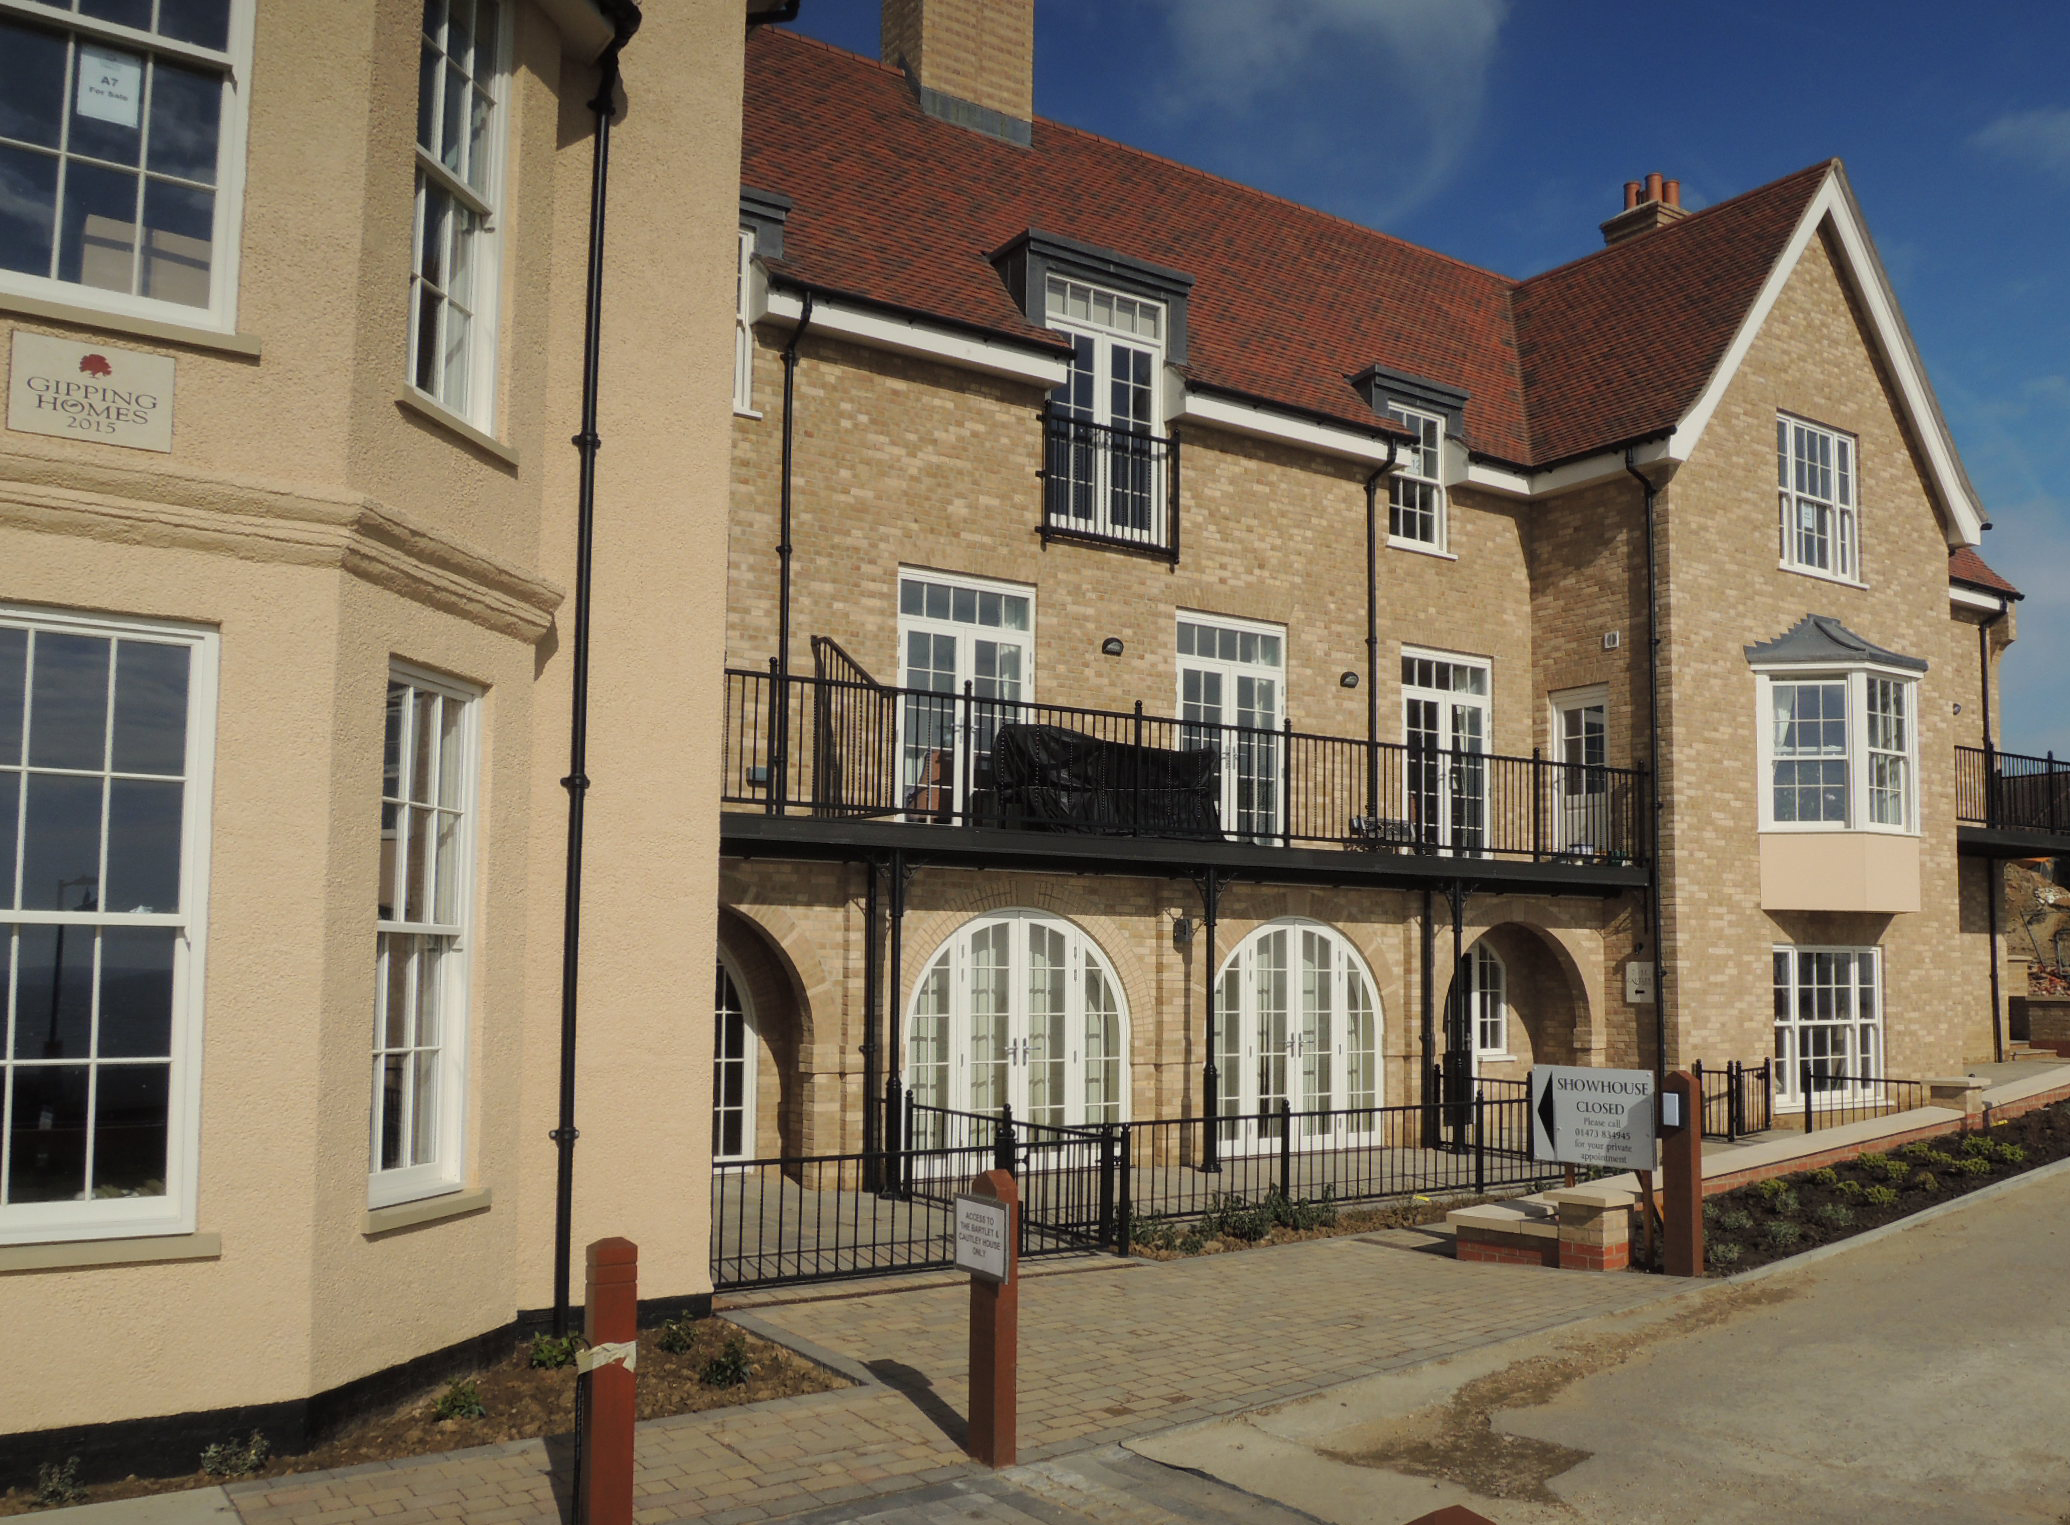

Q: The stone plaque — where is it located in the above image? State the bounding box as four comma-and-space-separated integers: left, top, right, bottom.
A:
9, 332, 176, 454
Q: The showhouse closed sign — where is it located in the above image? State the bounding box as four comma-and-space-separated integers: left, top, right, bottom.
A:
8, 332, 175, 453
1530, 1064, 1658, 1171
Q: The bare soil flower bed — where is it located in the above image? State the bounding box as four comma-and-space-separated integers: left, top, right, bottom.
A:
1, 1316, 843, 1517
1129, 1187, 1520, 1259
1695, 1101, 2070, 1276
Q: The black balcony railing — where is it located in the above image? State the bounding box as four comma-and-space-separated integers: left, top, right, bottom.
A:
1041, 411, 1178, 558
723, 666, 1648, 865
1956, 745, 2070, 835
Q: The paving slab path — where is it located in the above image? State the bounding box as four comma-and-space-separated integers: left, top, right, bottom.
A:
208, 1235, 1678, 1525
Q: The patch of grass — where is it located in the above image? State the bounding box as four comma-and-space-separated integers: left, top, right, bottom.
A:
526, 1335, 577, 1370
33, 1458, 84, 1510
699, 1336, 752, 1390
199, 1430, 270, 1478
432, 1379, 486, 1422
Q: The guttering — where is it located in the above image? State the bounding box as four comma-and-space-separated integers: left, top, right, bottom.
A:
772, 291, 815, 812
1171, 386, 1407, 467
1464, 435, 1677, 499
761, 287, 1068, 388
1624, 446, 1669, 1085
550, 0, 639, 1341
1981, 602, 2008, 1062
745, 1, 800, 25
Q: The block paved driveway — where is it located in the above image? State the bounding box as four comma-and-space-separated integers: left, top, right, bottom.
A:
226, 1235, 1682, 1525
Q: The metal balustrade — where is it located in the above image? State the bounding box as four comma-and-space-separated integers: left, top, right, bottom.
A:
1041, 412, 1179, 558
1956, 744, 2070, 835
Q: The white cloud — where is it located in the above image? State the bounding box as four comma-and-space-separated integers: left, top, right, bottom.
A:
1142, 0, 1508, 222
1971, 107, 2070, 182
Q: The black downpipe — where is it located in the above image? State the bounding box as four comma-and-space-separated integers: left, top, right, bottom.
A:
551, 11, 639, 1340
1981, 607, 2007, 1063
1445, 880, 1467, 1141
1624, 448, 1669, 1084
1420, 885, 1437, 1144
883, 853, 909, 1158
1199, 870, 1223, 1174
771, 294, 815, 816
1361, 441, 1399, 821
860, 859, 882, 1166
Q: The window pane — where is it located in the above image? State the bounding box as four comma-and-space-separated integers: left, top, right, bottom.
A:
414, 941, 441, 1045
59, 159, 140, 294
378, 1053, 406, 1170
0, 627, 24, 762
13, 923, 94, 1060
156, 0, 232, 50
0, 774, 18, 910
104, 776, 181, 912
0, 144, 59, 276
21, 772, 104, 908
416, 40, 438, 152
92, 1062, 168, 1196
382, 934, 412, 1047
436, 698, 465, 808
29, 632, 109, 770
139, 178, 211, 306
79, 0, 152, 28
97, 926, 175, 1057
0, 18, 67, 149
410, 1050, 438, 1164
7, 1064, 89, 1203
145, 60, 219, 183
110, 639, 188, 775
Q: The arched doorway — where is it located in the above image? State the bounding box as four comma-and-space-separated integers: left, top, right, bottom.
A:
1463, 942, 1509, 1072
1214, 920, 1381, 1153
906, 911, 1129, 1131
712, 955, 757, 1163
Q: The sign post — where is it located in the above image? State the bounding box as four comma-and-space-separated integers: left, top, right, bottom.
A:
1529, 1064, 1657, 1173
957, 1169, 1018, 1467
1660, 1070, 1704, 1277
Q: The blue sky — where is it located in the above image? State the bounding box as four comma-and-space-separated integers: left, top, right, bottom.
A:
780, 1, 2070, 752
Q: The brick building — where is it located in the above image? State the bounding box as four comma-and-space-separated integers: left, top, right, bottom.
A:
714, 1, 2050, 1244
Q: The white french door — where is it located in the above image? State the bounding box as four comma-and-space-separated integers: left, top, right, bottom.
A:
1214, 923, 1380, 1156
1177, 615, 1284, 842
712, 959, 756, 1164
1402, 650, 1490, 854
897, 572, 1032, 817
1551, 688, 1609, 854
906, 913, 1127, 1146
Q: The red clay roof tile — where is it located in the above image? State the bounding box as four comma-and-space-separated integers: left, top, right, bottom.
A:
1951, 545, 2021, 598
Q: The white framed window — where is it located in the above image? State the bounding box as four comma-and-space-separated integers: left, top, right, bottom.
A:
1384, 405, 1446, 551
371, 663, 478, 1207
1463, 942, 1507, 1060
732, 226, 757, 417
1757, 669, 1917, 833
1773, 945, 1881, 1101
408, 0, 508, 430
897, 570, 1032, 816
712, 955, 755, 1164
1550, 685, 1610, 853
1177, 612, 1284, 842
0, 0, 253, 328
1777, 415, 1860, 583
0, 605, 216, 1246
1401, 647, 1490, 854
1044, 275, 1167, 545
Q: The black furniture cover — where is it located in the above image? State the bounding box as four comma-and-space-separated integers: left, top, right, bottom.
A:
988, 723, 1222, 838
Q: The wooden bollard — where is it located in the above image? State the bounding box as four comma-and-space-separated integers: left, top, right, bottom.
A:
960, 1168, 1019, 1468
579, 1237, 639, 1525
1661, 1071, 1704, 1277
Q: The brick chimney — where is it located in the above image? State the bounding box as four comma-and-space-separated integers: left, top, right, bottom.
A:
1600, 173, 1690, 245
882, 0, 1034, 145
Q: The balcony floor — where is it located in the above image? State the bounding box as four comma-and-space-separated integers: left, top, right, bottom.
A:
720, 811, 1648, 896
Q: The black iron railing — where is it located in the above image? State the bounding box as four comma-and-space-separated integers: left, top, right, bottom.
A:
1691, 1058, 1774, 1141
1957, 745, 2070, 835
723, 666, 1649, 865
1786, 1067, 1929, 1134
1041, 412, 1178, 558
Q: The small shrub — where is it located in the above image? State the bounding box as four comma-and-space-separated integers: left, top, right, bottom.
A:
1836, 1179, 1865, 1198
699, 1336, 752, 1389
1913, 1171, 1940, 1194
1862, 1185, 1900, 1208
1267, 1188, 1338, 1232
1767, 1188, 1801, 1217
528, 1334, 578, 1370
1702, 1200, 1720, 1225
33, 1458, 84, 1510
1764, 1220, 1804, 1249
1706, 1241, 1744, 1270
1813, 1202, 1855, 1229
1806, 1167, 1840, 1187
654, 1314, 704, 1354
1862, 1156, 1910, 1184
1960, 1134, 1994, 1157
1718, 1207, 1754, 1232
1998, 1142, 2027, 1166
199, 1430, 270, 1478
1200, 1193, 1273, 1243
432, 1379, 486, 1422
1856, 1150, 1889, 1171
1953, 1156, 1992, 1178
1754, 1177, 1791, 1204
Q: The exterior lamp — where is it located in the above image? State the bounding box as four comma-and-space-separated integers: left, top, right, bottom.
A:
1171, 913, 1195, 949
1101, 637, 1125, 656
1339, 671, 1359, 688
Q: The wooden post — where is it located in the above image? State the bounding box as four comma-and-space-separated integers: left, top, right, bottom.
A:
579, 1237, 639, 1525
965, 1167, 1019, 1467
1661, 1070, 1704, 1277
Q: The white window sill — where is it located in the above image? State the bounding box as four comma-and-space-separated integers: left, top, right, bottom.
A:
1388, 537, 1457, 561
0, 1231, 221, 1274
363, 1186, 492, 1237
0, 290, 261, 359
1777, 560, 1868, 591
734, 405, 764, 420
1758, 824, 1918, 838
1476, 1053, 1516, 1064
395, 388, 519, 468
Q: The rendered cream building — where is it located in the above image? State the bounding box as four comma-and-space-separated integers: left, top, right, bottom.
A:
709, 0, 2049, 1292
2, 0, 745, 1482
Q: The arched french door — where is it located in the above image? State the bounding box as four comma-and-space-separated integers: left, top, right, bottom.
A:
906, 911, 1128, 1135
1215, 921, 1381, 1154
712, 957, 757, 1164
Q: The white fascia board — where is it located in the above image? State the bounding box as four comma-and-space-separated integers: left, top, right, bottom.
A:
1462, 437, 1678, 500
1667, 168, 1986, 545
1171, 390, 1401, 467
1951, 584, 2009, 614
534, 0, 615, 59
762, 290, 1068, 389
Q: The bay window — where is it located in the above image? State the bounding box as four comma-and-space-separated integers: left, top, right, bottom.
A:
0, 0, 250, 326
1759, 668, 1917, 832
1, 606, 214, 1245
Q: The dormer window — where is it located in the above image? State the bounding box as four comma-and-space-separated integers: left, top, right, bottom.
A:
1778, 415, 1859, 583
1383, 405, 1445, 550
1042, 275, 1171, 552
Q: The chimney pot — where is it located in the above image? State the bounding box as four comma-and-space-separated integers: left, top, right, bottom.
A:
1663, 179, 1681, 208
1601, 172, 1692, 245
1624, 180, 1642, 211
1645, 172, 1664, 203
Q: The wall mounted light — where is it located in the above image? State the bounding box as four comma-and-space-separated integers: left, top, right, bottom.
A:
1339, 671, 1360, 689
1101, 637, 1125, 657
1953, 702, 1964, 716
1171, 913, 1195, 949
